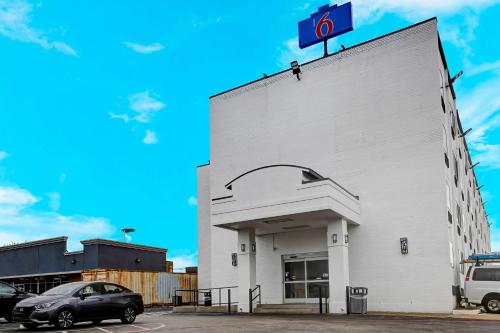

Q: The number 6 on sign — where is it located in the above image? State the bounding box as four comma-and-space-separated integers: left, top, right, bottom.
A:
298, 2, 353, 49
315, 12, 334, 39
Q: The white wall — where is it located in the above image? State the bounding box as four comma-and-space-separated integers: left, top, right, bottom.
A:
197, 165, 211, 289
197, 19, 490, 312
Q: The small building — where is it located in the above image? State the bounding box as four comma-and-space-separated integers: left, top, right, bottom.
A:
0, 237, 167, 294
197, 18, 491, 313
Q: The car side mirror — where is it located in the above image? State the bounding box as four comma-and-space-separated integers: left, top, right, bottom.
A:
80, 292, 92, 300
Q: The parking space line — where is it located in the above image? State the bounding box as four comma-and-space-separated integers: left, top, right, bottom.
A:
95, 327, 114, 333
130, 325, 148, 331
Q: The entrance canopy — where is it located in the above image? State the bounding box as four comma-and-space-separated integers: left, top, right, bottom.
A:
211, 165, 361, 235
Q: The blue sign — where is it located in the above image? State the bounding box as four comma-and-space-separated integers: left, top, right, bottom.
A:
298, 3, 353, 49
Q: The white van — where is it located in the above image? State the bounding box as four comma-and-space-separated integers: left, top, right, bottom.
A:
464, 265, 500, 313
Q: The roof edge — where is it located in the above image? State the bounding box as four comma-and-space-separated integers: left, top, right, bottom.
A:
209, 17, 437, 99
0, 237, 68, 252
81, 239, 167, 253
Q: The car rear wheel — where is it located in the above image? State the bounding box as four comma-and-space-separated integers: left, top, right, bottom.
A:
120, 306, 136, 324
21, 323, 39, 330
483, 296, 500, 314
55, 309, 75, 329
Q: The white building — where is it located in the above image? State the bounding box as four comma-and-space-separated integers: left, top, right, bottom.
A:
197, 18, 491, 314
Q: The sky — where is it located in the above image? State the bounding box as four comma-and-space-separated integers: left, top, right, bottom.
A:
0, 0, 499, 271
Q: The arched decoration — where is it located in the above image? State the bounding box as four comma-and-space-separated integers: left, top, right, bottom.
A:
224, 164, 324, 189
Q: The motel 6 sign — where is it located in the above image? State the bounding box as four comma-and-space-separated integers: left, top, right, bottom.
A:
298, 2, 353, 49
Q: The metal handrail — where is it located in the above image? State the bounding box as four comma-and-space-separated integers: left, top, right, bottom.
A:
249, 285, 261, 313
313, 285, 329, 314
174, 286, 238, 312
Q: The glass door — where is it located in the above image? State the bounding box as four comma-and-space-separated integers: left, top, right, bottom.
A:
283, 256, 329, 303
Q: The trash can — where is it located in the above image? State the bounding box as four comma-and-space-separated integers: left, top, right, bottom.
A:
173, 295, 182, 306
204, 292, 212, 306
349, 287, 368, 314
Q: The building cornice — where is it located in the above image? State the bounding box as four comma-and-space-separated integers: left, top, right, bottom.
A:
0, 237, 67, 252
81, 239, 167, 253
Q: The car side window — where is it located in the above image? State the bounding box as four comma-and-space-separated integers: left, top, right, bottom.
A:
102, 284, 124, 294
0, 283, 16, 294
81, 284, 101, 296
473, 268, 500, 281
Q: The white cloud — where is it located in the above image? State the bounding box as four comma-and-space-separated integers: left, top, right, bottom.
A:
187, 196, 198, 206
0, 0, 77, 56
295, 3, 311, 11
47, 192, 61, 211
110, 91, 165, 126
0, 186, 38, 208
458, 75, 500, 170
59, 172, 67, 183
123, 41, 164, 54
110, 92, 165, 144
0, 151, 7, 160
0, 185, 114, 250
341, 0, 499, 26
467, 60, 500, 77
142, 130, 158, 144
128, 91, 165, 123
277, 37, 323, 69
109, 112, 130, 123
169, 251, 198, 272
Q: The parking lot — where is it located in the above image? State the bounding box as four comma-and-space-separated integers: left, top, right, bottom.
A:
1, 311, 500, 333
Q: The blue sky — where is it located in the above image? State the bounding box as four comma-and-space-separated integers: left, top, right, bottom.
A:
0, 0, 499, 270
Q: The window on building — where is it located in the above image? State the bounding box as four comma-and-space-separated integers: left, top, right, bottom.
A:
441, 96, 446, 113
460, 252, 464, 274
451, 115, 456, 140
446, 183, 451, 211
457, 204, 462, 235
449, 242, 454, 268
454, 156, 459, 186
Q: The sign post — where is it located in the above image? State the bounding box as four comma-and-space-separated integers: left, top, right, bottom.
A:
298, 3, 353, 56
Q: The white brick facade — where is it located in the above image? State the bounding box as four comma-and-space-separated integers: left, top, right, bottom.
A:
197, 18, 490, 313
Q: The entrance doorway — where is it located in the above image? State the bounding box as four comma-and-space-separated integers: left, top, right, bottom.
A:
283, 253, 329, 303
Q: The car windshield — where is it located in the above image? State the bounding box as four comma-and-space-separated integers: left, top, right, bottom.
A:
42, 282, 87, 296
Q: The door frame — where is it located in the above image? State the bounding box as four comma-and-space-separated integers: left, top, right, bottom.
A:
282, 252, 329, 304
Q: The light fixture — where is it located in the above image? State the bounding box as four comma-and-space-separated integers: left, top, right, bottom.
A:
71, 259, 77, 264
449, 71, 463, 85
135, 258, 142, 263
469, 162, 480, 170
241, 243, 246, 252
251, 242, 256, 253
400, 238, 408, 254
231, 253, 238, 267
459, 128, 472, 137
344, 234, 349, 244
332, 234, 338, 244
290, 60, 301, 80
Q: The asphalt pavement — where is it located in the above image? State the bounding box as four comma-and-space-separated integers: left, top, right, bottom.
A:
1, 311, 499, 332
